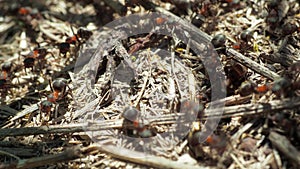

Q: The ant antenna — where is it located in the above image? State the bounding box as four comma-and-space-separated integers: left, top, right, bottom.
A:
70, 25, 82, 44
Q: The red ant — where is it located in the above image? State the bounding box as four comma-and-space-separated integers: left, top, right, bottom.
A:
59, 27, 92, 56
18, 7, 31, 15
122, 107, 156, 138
188, 123, 228, 158
49, 78, 69, 102
66, 27, 93, 44
22, 47, 54, 71
38, 100, 54, 125
198, 1, 210, 16
39, 78, 70, 123
0, 62, 12, 89
231, 30, 253, 52
18, 7, 42, 25
205, 133, 228, 154
238, 77, 295, 97
155, 17, 166, 25
40, 100, 53, 114
128, 33, 153, 55
0, 61, 16, 100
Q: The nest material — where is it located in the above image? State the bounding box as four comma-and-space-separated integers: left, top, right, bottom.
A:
72, 24, 202, 158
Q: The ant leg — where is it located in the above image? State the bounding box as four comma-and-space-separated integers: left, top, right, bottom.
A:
49, 79, 54, 93
47, 51, 56, 58
65, 85, 77, 104
70, 25, 81, 44
38, 105, 43, 125
37, 60, 44, 75
26, 110, 37, 126
0, 90, 7, 102
54, 103, 59, 120
24, 67, 27, 74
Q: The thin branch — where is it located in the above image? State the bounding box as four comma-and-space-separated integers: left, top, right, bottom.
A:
269, 131, 300, 166
7, 104, 39, 124
0, 150, 21, 161
227, 49, 280, 80
1, 147, 82, 169
1, 97, 299, 137
0, 115, 177, 137
205, 97, 300, 118
90, 144, 212, 169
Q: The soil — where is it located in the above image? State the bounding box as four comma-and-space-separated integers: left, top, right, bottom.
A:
0, 0, 299, 168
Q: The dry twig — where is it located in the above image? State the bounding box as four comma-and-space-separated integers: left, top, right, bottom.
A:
1, 97, 299, 137
0, 147, 82, 169
92, 144, 212, 169
269, 131, 300, 166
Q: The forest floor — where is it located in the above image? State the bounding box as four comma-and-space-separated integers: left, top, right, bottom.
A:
0, 0, 300, 168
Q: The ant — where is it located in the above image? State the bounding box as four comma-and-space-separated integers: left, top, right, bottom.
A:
18, 7, 42, 25
211, 34, 227, 50
38, 100, 54, 125
0, 61, 17, 100
38, 78, 70, 124
232, 30, 254, 52
0, 62, 13, 89
122, 107, 156, 138
22, 47, 54, 72
128, 33, 153, 55
48, 77, 69, 102
58, 27, 93, 56
40, 100, 53, 115
188, 122, 228, 159
66, 27, 93, 44
238, 76, 296, 97
18, 7, 31, 16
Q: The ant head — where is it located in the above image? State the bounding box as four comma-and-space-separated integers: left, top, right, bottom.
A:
77, 28, 93, 40
238, 81, 255, 96
123, 107, 140, 122
58, 43, 70, 54
0, 72, 7, 87
271, 77, 291, 92
40, 100, 53, 113
23, 57, 35, 68
211, 34, 226, 48
240, 30, 253, 42
0, 71, 7, 88
52, 78, 67, 92
34, 47, 47, 58
1, 62, 12, 72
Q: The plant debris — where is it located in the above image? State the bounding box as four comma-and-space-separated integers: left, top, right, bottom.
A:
0, 0, 300, 168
